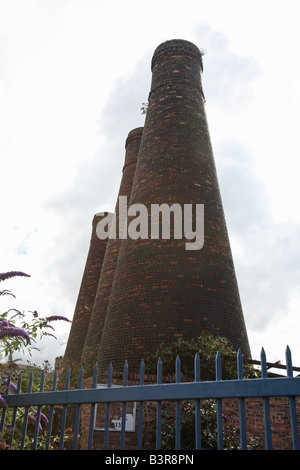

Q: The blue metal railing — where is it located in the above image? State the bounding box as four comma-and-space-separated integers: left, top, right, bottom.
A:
1, 347, 300, 450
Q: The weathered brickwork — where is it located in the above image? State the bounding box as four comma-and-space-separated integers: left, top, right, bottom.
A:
223, 396, 300, 450
81, 128, 143, 366
63, 213, 109, 365
97, 39, 251, 373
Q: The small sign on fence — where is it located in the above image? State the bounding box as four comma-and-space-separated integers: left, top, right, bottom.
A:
94, 384, 136, 432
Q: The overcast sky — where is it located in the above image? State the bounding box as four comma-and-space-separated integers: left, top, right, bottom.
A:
1, 0, 300, 371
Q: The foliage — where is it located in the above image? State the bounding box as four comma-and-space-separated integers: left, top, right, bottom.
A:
0, 271, 71, 361
0, 365, 78, 450
145, 333, 257, 381
141, 102, 148, 115
0, 309, 71, 362
157, 399, 262, 450
0, 271, 73, 449
145, 333, 262, 450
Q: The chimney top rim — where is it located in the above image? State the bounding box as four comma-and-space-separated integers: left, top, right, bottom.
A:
151, 39, 203, 71
125, 127, 144, 148
93, 211, 113, 220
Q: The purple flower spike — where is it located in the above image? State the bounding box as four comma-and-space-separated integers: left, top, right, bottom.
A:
0, 326, 31, 343
0, 271, 31, 282
45, 315, 71, 323
40, 412, 49, 426
5, 380, 17, 392
33, 409, 49, 427
0, 395, 7, 408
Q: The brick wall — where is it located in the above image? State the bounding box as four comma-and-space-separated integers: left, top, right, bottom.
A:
224, 396, 300, 450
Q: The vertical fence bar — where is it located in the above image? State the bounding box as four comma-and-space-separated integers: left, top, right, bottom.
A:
72, 365, 84, 450
88, 364, 98, 450
120, 361, 128, 450
8, 373, 22, 448
32, 370, 45, 450
194, 353, 201, 450
156, 357, 162, 450
261, 348, 272, 450
45, 370, 58, 450
103, 363, 113, 450
286, 346, 300, 450
137, 359, 145, 450
237, 349, 247, 450
0, 375, 3, 434
59, 367, 70, 450
216, 352, 224, 450
0, 373, 10, 434
20, 372, 33, 450
175, 355, 181, 450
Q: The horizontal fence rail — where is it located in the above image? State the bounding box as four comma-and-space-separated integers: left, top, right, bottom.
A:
0, 347, 300, 450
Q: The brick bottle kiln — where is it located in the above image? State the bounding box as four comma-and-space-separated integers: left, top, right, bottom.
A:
63, 212, 109, 365
64, 39, 251, 372
81, 127, 143, 367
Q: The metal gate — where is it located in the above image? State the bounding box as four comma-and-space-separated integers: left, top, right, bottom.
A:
1, 347, 299, 450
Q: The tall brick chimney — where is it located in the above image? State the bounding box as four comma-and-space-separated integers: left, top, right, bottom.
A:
81, 128, 143, 367
97, 39, 251, 372
63, 213, 109, 366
